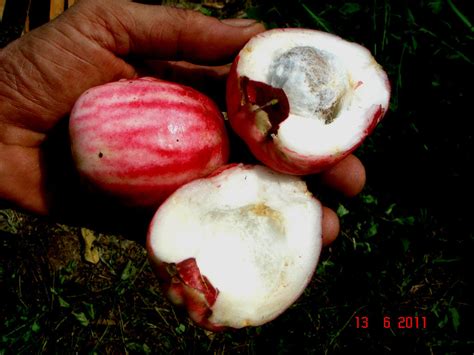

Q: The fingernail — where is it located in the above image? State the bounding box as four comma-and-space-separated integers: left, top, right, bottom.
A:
222, 18, 258, 27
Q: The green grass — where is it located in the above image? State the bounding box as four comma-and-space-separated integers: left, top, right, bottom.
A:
1, 0, 473, 353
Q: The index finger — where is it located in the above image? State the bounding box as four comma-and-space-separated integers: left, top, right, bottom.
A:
127, 5, 265, 64
73, 0, 265, 65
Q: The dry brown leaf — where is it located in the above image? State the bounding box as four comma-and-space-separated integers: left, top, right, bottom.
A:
50, 0, 64, 20
0, 0, 6, 22
81, 228, 100, 264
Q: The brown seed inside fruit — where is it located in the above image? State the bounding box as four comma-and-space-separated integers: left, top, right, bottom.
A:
267, 46, 347, 124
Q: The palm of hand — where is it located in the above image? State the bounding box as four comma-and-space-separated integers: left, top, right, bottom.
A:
0, 0, 364, 244
1, 2, 137, 212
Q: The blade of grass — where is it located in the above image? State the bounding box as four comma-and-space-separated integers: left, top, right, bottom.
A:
419, 27, 473, 64
117, 304, 127, 352
382, 0, 390, 51
92, 324, 111, 352
372, 0, 377, 54
329, 305, 367, 347
301, 3, 331, 32
447, 0, 473, 32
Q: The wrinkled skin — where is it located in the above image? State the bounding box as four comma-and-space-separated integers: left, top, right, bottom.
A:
0, 0, 365, 244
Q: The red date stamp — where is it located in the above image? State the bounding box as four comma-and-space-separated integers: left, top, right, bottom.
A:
355, 316, 427, 329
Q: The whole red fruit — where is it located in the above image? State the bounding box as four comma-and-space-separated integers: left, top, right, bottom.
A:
69, 77, 229, 207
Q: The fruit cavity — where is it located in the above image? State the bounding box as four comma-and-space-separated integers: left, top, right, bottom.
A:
267, 46, 348, 124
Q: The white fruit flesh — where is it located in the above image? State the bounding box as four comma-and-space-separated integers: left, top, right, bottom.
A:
148, 165, 322, 328
238, 29, 390, 156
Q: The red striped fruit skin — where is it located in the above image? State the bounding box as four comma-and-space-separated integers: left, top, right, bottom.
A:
69, 77, 229, 207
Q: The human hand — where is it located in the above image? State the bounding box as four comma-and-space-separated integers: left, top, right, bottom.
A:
0, 0, 365, 245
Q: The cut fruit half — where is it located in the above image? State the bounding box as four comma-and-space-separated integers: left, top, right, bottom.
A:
147, 164, 322, 331
226, 29, 391, 174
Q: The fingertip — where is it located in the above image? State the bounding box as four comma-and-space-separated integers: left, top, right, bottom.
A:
322, 206, 340, 247
221, 18, 263, 29
320, 154, 366, 197
241, 23, 266, 39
